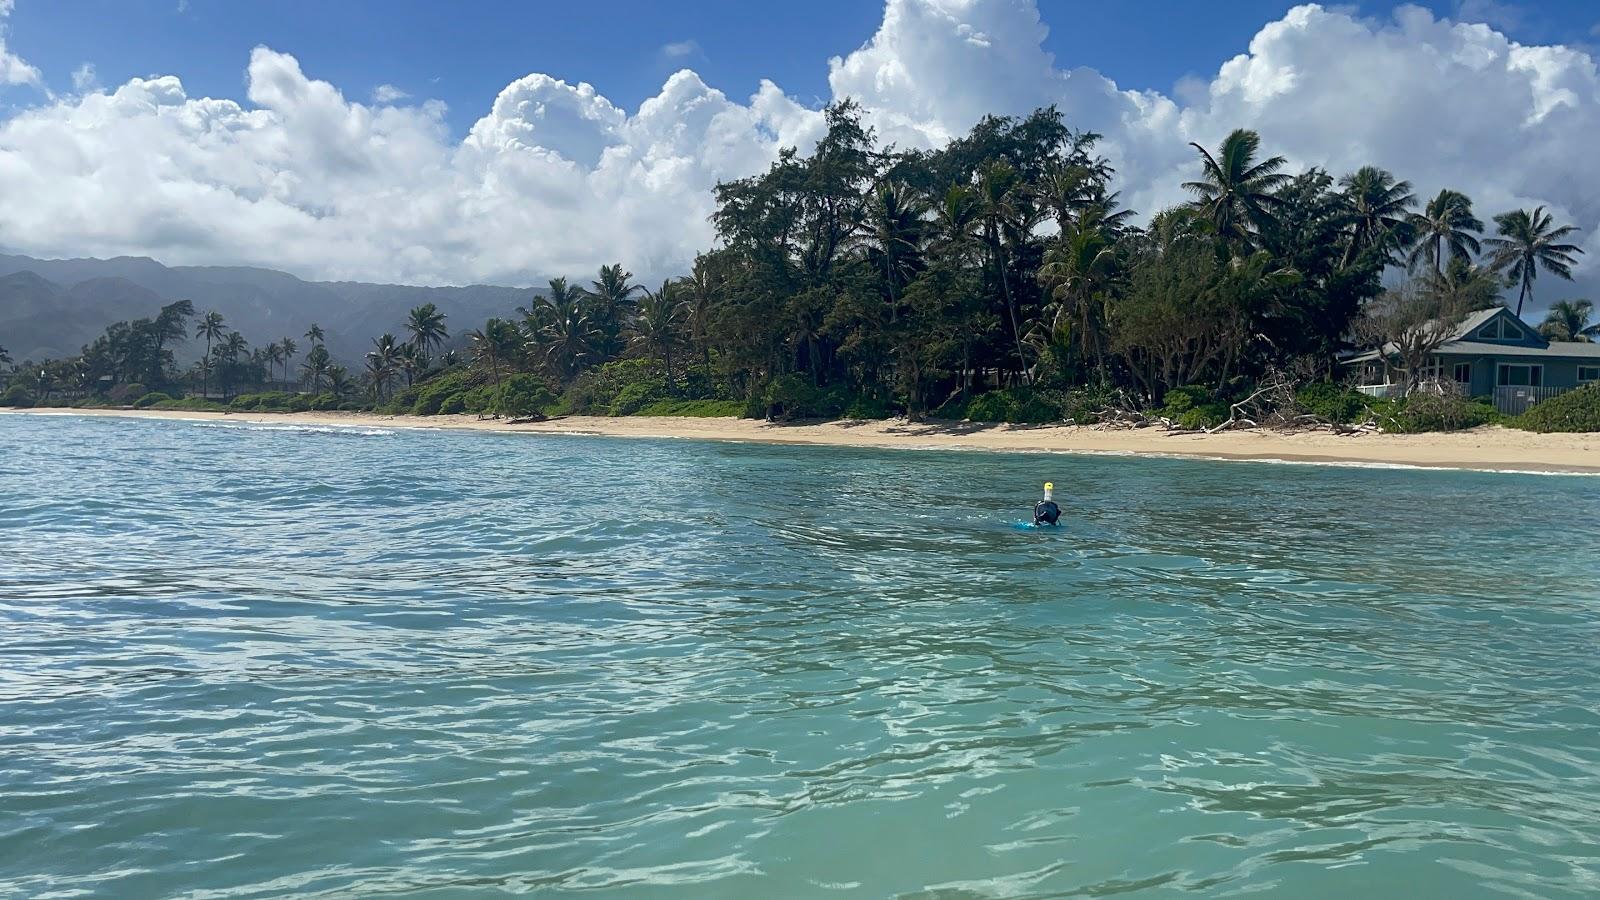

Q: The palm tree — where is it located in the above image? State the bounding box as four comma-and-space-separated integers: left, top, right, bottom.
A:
1339, 166, 1415, 268
404, 303, 449, 362
468, 319, 513, 410
1538, 299, 1598, 342
1183, 128, 1290, 250
1406, 189, 1483, 280
631, 281, 684, 385
279, 337, 297, 388
326, 366, 352, 400
0, 344, 11, 372
218, 332, 248, 399
1484, 206, 1584, 317
1038, 214, 1117, 375
526, 281, 598, 379
366, 334, 402, 400
263, 342, 284, 390
677, 256, 720, 381
853, 181, 928, 322
195, 311, 225, 398
300, 345, 331, 393
588, 263, 641, 361
305, 323, 325, 346
977, 161, 1033, 385
397, 342, 423, 387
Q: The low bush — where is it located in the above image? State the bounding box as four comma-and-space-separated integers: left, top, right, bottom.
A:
1157, 385, 1228, 429
758, 374, 851, 421
936, 384, 1120, 425
402, 368, 487, 416
0, 385, 36, 408
229, 391, 305, 411
147, 397, 227, 412
494, 374, 559, 417
635, 399, 745, 417
133, 391, 174, 409
439, 394, 467, 415
1514, 383, 1600, 433
1376, 392, 1498, 433
107, 382, 146, 404
1296, 382, 1367, 424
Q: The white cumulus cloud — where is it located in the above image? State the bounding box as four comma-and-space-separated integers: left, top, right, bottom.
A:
0, 0, 40, 88
371, 83, 409, 103
0, 0, 1595, 300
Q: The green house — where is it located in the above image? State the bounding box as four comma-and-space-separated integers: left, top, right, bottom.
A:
1346, 306, 1600, 414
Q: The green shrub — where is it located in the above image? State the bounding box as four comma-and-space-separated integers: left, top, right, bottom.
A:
607, 379, 669, 416
439, 395, 467, 415
1378, 392, 1498, 433
635, 398, 745, 417
495, 374, 558, 417
961, 390, 1013, 422
1159, 385, 1210, 413
944, 386, 1118, 425
133, 391, 174, 409
148, 396, 225, 411
1296, 382, 1367, 424
1, 385, 36, 408
843, 393, 894, 420
1514, 383, 1600, 433
228, 391, 305, 411
758, 374, 851, 420
405, 368, 485, 416
1154, 385, 1227, 428
107, 382, 146, 404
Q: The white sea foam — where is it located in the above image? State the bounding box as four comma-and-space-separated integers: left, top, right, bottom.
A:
193, 422, 396, 437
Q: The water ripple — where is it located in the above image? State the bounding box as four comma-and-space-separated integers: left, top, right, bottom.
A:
1, 412, 1599, 897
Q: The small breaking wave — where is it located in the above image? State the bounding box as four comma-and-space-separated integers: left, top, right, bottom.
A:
193, 422, 396, 437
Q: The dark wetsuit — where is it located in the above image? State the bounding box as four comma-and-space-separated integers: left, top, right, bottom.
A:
1033, 500, 1061, 526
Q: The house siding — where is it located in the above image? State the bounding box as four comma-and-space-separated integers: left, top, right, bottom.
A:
1437, 352, 1595, 394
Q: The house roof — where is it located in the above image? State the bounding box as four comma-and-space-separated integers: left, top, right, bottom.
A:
1344, 305, 1600, 363
1436, 340, 1600, 359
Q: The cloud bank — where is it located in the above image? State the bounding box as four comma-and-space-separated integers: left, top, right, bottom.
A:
0, 1, 1596, 294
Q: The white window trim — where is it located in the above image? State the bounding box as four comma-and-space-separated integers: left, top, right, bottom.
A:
1496, 363, 1544, 388
1578, 366, 1600, 384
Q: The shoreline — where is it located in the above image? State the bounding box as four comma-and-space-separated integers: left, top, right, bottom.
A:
8, 406, 1600, 474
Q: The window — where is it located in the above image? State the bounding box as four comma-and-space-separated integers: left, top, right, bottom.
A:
1579, 366, 1600, 384
1497, 364, 1543, 387
1477, 317, 1526, 342
1454, 363, 1472, 384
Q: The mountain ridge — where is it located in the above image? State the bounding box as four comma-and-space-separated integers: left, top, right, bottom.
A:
0, 253, 539, 365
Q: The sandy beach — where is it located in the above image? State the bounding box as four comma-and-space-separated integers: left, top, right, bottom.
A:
9, 406, 1600, 473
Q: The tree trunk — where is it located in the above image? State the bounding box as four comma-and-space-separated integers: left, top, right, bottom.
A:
995, 243, 1031, 387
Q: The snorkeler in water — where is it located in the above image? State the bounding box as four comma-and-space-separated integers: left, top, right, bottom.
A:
1033, 482, 1061, 526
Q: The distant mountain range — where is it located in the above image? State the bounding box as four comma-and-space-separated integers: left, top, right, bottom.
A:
0, 254, 537, 366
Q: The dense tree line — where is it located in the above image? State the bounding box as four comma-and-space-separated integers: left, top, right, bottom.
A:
4, 103, 1593, 419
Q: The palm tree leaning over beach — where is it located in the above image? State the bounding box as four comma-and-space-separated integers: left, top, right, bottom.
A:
1407, 189, 1483, 281
195, 311, 226, 398
1538, 299, 1598, 342
1484, 207, 1584, 318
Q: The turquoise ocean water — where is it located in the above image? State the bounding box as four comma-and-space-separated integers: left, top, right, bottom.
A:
2, 412, 1599, 897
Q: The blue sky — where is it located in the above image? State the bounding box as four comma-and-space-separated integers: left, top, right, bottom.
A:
0, 0, 1598, 287
9, 0, 1600, 137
